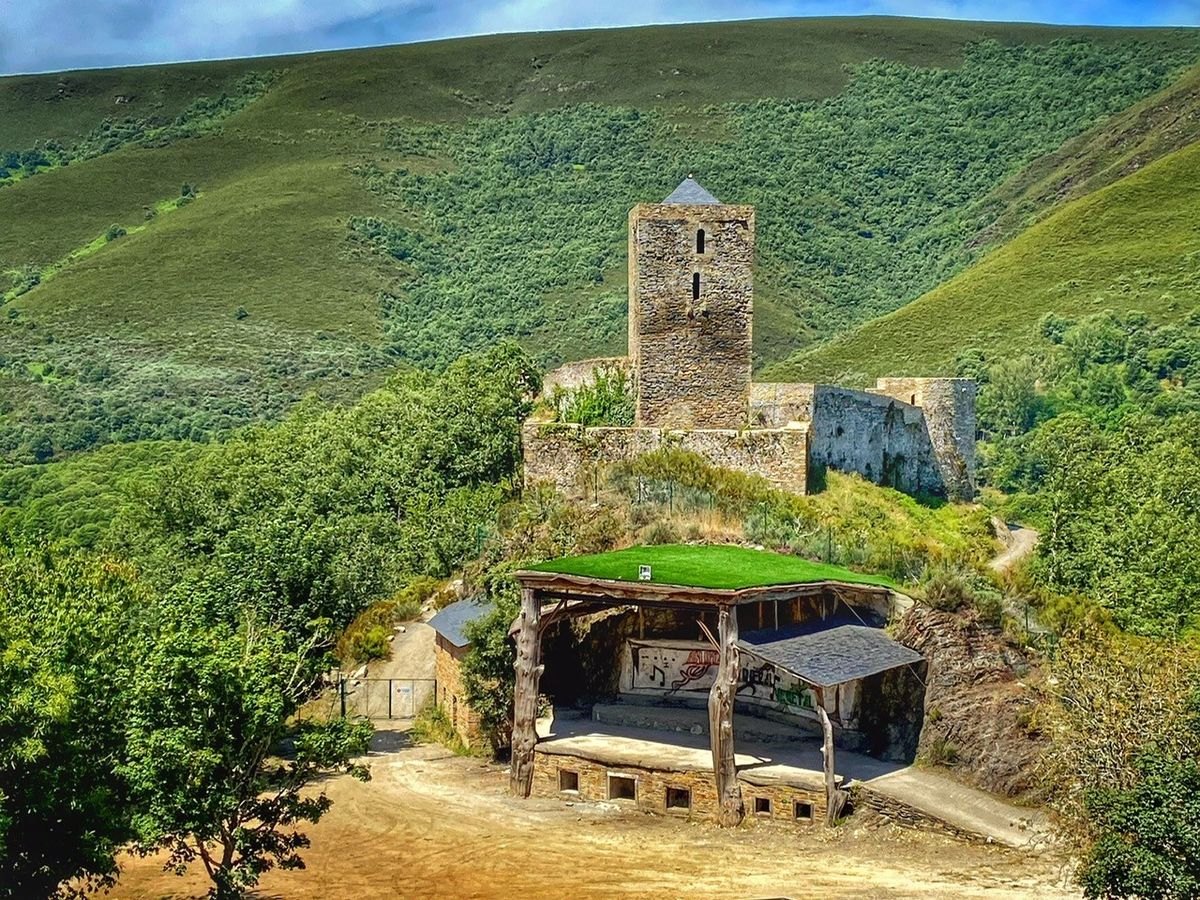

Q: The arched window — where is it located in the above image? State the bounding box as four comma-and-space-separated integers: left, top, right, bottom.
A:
692, 272, 700, 300
696, 228, 705, 253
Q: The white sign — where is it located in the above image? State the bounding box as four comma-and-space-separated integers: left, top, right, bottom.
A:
638, 564, 652, 581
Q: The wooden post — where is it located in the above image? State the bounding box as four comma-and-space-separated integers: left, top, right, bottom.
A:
510, 587, 543, 798
708, 605, 744, 827
815, 685, 848, 826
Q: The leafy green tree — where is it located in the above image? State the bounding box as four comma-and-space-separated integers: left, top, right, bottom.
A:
123, 612, 371, 900
1080, 748, 1200, 899
0, 549, 147, 898
461, 585, 521, 752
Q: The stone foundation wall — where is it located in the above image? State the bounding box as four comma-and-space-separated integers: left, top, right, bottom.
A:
521, 420, 809, 496
434, 636, 482, 748
532, 750, 826, 825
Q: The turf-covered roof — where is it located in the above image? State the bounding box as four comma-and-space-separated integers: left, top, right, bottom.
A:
525, 544, 894, 591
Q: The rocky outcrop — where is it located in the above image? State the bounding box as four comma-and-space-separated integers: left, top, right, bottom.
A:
894, 604, 1046, 798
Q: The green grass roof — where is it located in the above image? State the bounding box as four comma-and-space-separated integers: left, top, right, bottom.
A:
526, 544, 894, 591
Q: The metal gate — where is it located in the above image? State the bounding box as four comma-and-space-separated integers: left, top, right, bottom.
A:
337, 677, 436, 720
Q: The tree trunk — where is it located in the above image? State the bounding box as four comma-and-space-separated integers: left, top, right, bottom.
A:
708, 605, 744, 827
510, 587, 543, 797
815, 686, 847, 826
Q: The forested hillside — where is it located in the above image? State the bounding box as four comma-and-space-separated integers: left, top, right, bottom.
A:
2, 18, 1199, 462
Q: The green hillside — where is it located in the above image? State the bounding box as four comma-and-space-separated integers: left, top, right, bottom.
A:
3, 18, 1200, 461
767, 133, 1200, 385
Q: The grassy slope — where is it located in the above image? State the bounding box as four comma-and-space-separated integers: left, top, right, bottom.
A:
767, 137, 1200, 384
3, 17, 1199, 459
529, 543, 895, 589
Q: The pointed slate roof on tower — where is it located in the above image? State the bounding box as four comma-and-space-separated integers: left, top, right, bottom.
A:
663, 176, 721, 205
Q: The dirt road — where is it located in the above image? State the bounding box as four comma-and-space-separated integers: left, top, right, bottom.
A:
110, 728, 1075, 900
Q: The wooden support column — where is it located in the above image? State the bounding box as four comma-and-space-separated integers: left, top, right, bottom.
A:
708, 605, 744, 827
815, 685, 848, 826
510, 587, 543, 798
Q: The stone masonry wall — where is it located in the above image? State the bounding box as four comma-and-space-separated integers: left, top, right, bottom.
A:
532, 750, 826, 825
629, 202, 755, 429
434, 635, 482, 748
541, 356, 629, 397
521, 419, 809, 496
807, 386, 945, 496
873, 378, 977, 500
749, 382, 816, 427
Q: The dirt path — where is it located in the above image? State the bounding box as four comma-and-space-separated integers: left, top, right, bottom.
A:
989, 520, 1040, 574
110, 728, 1076, 900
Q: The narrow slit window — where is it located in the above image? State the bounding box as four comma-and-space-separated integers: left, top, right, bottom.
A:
692, 272, 700, 300
696, 228, 705, 253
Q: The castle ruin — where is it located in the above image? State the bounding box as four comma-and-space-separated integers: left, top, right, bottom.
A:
523, 178, 976, 500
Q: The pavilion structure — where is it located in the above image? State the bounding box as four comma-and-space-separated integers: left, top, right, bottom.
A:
508, 545, 923, 827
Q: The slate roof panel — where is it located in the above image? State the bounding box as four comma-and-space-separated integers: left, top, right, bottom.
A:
428, 597, 494, 648
663, 177, 722, 205
738, 621, 923, 688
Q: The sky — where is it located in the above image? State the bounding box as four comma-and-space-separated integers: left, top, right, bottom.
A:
2, 0, 1198, 76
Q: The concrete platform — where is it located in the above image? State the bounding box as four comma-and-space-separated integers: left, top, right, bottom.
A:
537, 702, 1051, 848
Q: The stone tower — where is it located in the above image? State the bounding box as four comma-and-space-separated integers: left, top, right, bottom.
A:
628, 177, 755, 429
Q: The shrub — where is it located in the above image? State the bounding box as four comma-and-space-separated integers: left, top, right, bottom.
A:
104, 224, 126, 242
640, 518, 681, 546
552, 364, 634, 426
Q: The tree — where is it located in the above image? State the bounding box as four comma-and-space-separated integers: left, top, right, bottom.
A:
0, 548, 147, 899
461, 586, 521, 752
123, 611, 371, 899
1080, 747, 1200, 899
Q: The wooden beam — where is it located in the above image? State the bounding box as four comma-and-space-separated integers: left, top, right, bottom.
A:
815, 686, 848, 826
708, 605, 744, 827
510, 586, 543, 798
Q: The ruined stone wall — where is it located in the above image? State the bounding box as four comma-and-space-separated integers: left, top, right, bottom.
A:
532, 749, 826, 825
873, 378, 977, 500
807, 386, 945, 496
749, 382, 816, 428
521, 419, 808, 496
629, 202, 755, 429
541, 356, 629, 396
434, 635, 482, 748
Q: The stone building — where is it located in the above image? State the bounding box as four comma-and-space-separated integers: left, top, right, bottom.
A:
428, 598, 493, 748
523, 177, 976, 500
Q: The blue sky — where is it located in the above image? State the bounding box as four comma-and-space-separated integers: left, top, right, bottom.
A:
2, 1, 1198, 76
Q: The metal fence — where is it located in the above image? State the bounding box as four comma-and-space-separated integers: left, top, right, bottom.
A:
300, 677, 436, 721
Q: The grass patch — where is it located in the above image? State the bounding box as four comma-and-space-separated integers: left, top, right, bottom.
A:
410, 702, 470, 755
527, 543, 896, 590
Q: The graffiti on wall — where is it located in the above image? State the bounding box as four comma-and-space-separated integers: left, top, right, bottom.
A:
629, 640, 817, 717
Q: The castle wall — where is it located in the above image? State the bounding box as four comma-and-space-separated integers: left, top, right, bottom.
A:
541, 356, 629, 397
806, 386, 945, 496
872, 378, 977, 500
521, 419, 808, 496
750, 382, 816, 427
629, 202, 754, 430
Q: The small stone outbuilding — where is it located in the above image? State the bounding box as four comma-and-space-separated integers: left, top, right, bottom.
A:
428, 598, 493, 748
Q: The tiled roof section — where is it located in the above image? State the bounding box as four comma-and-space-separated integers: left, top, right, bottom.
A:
739, 621, 923, 688
428, 597, 494, 648
663, 176, 722, 205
